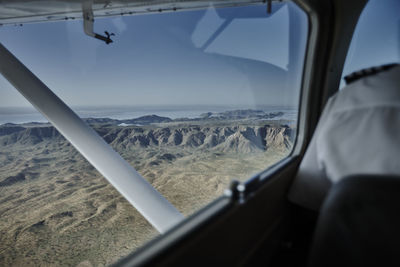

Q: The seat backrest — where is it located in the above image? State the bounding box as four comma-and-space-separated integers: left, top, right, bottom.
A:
308, 175, 400, 267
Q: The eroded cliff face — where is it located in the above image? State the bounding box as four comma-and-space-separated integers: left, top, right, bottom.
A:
0, 124, 294, 153
0, 125, 60, 146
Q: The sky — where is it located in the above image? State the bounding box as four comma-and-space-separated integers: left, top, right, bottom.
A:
0, 0, 398, 109
340, 0, 400, 87
0, 2, 308, 109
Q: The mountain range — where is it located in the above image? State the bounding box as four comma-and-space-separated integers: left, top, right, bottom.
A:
0, 123, 294, 154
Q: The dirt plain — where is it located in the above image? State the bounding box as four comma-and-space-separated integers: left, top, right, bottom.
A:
0, 119, 292, 266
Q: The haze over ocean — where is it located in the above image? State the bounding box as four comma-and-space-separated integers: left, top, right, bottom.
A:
0, 105, 297, 125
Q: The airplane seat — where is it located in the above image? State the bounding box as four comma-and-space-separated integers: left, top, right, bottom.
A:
308, 174, 400, 267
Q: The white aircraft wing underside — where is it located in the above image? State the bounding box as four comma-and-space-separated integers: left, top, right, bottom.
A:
0, 0, 265, 25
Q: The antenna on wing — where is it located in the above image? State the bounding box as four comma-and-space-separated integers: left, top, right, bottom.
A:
82, 0, 115, 44
267, 0, 272, 14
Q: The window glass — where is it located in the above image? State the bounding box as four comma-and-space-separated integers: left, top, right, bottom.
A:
0, 2, 307, 265
340, 0, 400, 88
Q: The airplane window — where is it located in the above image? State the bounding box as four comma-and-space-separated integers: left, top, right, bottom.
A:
0, 2, 307, 265
340, 0, 400, 88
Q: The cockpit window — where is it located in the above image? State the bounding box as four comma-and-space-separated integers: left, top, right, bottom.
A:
340, 0, 400, 88
0, 2, 307, 265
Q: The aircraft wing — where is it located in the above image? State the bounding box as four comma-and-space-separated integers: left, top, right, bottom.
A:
0, 0, 264, 25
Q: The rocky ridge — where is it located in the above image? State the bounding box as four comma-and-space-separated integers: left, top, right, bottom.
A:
0, 124, 294, 153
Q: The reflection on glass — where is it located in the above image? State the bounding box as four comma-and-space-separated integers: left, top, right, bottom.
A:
0, 2, 307, 265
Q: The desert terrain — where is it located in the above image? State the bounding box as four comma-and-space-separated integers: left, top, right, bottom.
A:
0, 110, 295, 266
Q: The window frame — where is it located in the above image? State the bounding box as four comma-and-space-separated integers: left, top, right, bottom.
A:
0, 0, 370, 265
115, 0, 320, 264
115, 0, 370, 265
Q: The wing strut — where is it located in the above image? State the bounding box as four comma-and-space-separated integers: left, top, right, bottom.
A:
0, 43, 184, 233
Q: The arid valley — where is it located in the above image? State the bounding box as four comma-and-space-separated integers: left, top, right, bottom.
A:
0, 110, 295, 266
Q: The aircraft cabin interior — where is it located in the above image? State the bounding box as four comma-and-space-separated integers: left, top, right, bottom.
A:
0, 0, 399, 266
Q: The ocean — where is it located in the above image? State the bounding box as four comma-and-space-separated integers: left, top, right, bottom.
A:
0, 105, 298, 125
